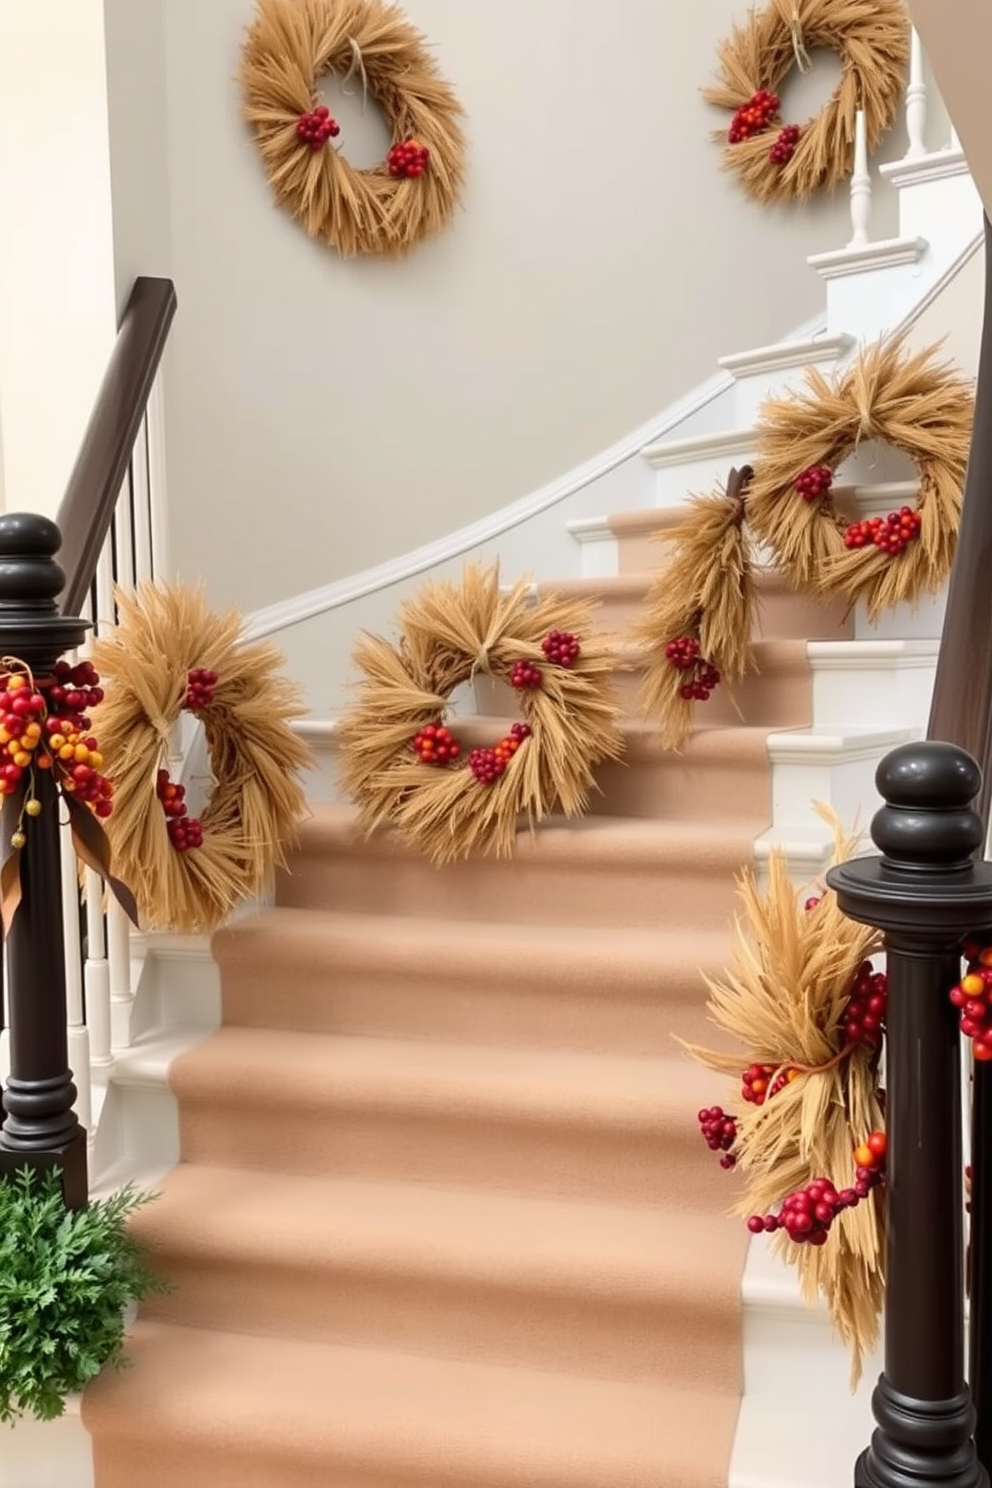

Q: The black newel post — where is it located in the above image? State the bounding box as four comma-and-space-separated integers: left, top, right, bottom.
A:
0, 514, 90, 1208
827, 741, 992, 1488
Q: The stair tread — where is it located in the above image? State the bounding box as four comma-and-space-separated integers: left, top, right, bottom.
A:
138, 1164, 742, 1307
84, 1319, 736, 1486
174, 1027, 714, 1125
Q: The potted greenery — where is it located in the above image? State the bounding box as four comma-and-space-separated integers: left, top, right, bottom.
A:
0, 1166, 170, 1424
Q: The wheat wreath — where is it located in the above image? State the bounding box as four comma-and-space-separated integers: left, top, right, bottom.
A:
704, 0, 909, 204
91, 584, 312, 935
240, 0, 465, 256
337, 563, 625, 864
746, 337, 973, 619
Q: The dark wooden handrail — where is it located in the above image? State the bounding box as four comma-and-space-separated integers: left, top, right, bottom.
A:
928, 213, 992, 824
56, 276, 177, 617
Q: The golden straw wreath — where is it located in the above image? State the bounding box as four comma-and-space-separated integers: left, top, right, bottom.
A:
704, 0, 908, 204
746, 337, 974, 619
631, 466, 756, 752
240, 0, 465, 257
90, 584, 312, 935
337, 563, 625, 864
685, 809, 886, 1385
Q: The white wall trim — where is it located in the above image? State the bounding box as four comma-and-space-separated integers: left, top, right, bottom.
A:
241, 309, 824, 643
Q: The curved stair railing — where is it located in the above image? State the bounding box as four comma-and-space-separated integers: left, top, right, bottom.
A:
0, 276, 176, 1204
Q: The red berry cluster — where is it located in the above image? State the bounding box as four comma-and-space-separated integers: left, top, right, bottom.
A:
680, 660, 720, 703
510, 659, 543, 690
842, 960, 888, 1050
698, 1105, 738, 1170
804, 894, 823, 911
664, 636, 700, 672
0, 662, 114, 826
949, 939, 992, 1061
387, 138, 430, 178
468, 722, 531, 785
157, 769, 203, 853
296, 105, 340, 150
770, 123, 801, 165
747, 1132, 886, 1244
185, 668, 218, 711
728, 89, 780, 143
794, 464, 833, 502
412, 723, 462, 765
843, 507, 922, 554
541, 630, 581, 668
740, 1061, 798, 1107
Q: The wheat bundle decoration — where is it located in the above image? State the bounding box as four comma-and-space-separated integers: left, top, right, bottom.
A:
704, 0, 908, 204
687, 809, 887, 1384
632, 467, 757, 751
240, 0, 466, 256
337, 563, 625, 864
745, 337, 973, 619
90, 583, 312, 935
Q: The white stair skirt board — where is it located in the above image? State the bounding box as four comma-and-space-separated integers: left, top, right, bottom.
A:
3, 1399, 94, 1488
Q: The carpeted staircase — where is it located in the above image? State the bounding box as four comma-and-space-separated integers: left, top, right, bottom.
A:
81, 543, 854, 1488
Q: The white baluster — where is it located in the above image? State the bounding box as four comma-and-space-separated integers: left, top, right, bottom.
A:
95, 538, 115, 634
84, 876, 112, 1070
847, 110, 871, 248
108, 901, 133, 1051
146, 374, 170, 580
60, 822, 92, 1131
132, 416, 154, 584
114, 474, 136, 591
905, 29, 928, 159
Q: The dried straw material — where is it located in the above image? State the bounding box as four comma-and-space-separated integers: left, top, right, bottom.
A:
337, 564, 625, 864
240, 0, 465, 256
631, 468, 756, 750
684, 810, 885, 1384
91, 584, 312, 935
704, 0, 908, 204
747, 337, 973, 620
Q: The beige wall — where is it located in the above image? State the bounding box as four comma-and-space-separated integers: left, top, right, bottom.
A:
103, 1, 923, 615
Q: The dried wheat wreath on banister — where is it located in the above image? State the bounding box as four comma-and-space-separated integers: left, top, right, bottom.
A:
337, 564, 625, 864
704, 0, 909, 204
240, 0, 466, 256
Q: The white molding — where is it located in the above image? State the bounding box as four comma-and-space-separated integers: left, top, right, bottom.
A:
808, 237, 928, 280
641, 426, 756, 470
718, 333, 854, 379
896, 229, 983, 330
765, 725, 914, 769
807, 638, 939, 672
879, 146, 970, 188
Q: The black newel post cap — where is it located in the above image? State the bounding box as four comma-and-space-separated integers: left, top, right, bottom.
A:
871, 742, 984, 872
0, 513, 66, 610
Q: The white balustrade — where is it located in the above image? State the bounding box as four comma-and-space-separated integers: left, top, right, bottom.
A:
906, 29, 928, 159
847, 110, 872, 248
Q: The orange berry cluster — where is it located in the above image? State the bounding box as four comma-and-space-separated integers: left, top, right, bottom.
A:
728, 89, 780, 144
740, 1061, 799, 1107
412, 724, 462, 765
950, 939, 992, 1061
387, 139, 429, 178
844, 507, 922, 555
469, 722, 531, 785
0, 660, 113, 824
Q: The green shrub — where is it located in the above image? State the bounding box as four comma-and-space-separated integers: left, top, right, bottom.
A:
0, 1166, 170, 1423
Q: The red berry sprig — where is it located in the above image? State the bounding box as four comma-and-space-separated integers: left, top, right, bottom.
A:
794, 464, 833, 502
541, 630, 581, 669
156, 769, 203, 853
697, 1105, 738, 1170
387, 138, 430, 178
747, 1131, 886, 1243
680, 659, 720, 703
412, 723, 462, 766
843, 507, 922, 554
841, 960, 888, 1051
770, 123, 801, 165
740, 1061, 799, 1107
728, 89, 780, 143
664, 637, 700, 672
950, 940, 992, 1061
185, 668, 219, 711
468, 722, 531, 785
510, 659, 543, 690
296, 105, 340, 150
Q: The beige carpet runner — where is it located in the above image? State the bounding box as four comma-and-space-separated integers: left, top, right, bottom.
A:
82, 554, 850, 1487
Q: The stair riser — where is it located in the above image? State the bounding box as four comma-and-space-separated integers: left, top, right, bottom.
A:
140, 1254, 741, 1389
276, 840, 754, 931
217, 953, 727, 1054
175, 1100, 731, 1208
590, 751, 771, 823
810, 656, 936, 731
